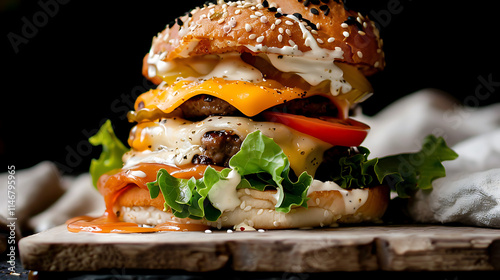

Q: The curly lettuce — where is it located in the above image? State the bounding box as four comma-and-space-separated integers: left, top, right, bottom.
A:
333, 135, 459, 198
89, 120, 128, 188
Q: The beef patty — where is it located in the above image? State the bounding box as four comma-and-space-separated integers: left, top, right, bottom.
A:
179, 94, 338, 121
192, 130, 242, 167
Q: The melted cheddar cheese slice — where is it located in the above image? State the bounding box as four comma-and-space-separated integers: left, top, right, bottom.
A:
135, 78, 348, 118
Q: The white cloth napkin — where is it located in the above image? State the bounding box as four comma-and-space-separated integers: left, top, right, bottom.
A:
358, 89, 500, 228
0, 161, 104, 233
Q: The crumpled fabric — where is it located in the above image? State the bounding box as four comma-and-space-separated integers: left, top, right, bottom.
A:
0, 162, 104, 233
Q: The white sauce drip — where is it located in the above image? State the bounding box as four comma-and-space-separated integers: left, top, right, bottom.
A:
266, 54, 351, 96
243, 14, 351, 96
191, 53, 263, 82
308, 180, 369, 214
123, 116, 331, 177
207, 169, 242, 212
129, 170, 147, 178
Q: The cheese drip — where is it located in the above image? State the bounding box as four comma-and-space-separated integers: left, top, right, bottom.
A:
124, 116, 332, 177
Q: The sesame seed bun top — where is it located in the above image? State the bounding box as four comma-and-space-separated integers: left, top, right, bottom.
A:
146, 0, 385, 76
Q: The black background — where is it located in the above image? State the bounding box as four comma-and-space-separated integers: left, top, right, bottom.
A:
2, 0, 499, 174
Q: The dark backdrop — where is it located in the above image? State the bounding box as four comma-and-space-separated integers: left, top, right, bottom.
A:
2, 0, 499, 174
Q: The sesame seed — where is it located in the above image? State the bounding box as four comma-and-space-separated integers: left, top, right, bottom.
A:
204, 229, 212, 234
250, 15, 258, 19
374, 61, 380, 67
260, 16, 268, 23
358, 30, 366, 35
277, 34, 283, 42
278, 27, 284, 33
286, 29, 291, 36
357, 51, 363, 58
341, 22, 348, 28
316, 38, 323, 44
275, 19, 282, 25
273, 221, 279, 227
240, 200, 246, 209
244, 205, 252, 211
310, 8, 319, 15
285, 20, 293, 25
248, 33, 257, 39
304, 38, 311, 47
235, 9, 241, 14
343, 31, 350, 37
288, 39, 296, 46
255, 11, 263, 16
270, 23, 276, 30
327, 37, 335, 42
256, 35, 265, 42
257, 209, 264, 215
245, 23, 252, 32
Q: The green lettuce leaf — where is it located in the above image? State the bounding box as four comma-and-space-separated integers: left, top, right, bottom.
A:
147, 168, 221, 221
89, 120, 128, 188
334, 135, 458, 198
230, 131, 312, 212
373, 135, 459, 197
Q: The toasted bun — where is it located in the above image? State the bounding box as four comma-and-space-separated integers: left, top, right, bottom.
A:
116, 184, 389, 229
143, 0, 384, 80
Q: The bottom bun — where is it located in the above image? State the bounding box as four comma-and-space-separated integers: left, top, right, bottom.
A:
116, 184, 389, 230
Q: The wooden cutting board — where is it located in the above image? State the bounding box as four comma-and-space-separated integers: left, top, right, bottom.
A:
19, 224, 500, 272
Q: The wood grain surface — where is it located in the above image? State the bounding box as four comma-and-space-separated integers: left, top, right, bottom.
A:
19, 224, 500, 272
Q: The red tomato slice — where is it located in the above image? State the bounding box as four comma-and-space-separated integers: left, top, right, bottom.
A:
262, 112, 370, 147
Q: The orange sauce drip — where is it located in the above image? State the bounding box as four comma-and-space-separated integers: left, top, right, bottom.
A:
66, 163, 223, 233
66, 214, 209, 233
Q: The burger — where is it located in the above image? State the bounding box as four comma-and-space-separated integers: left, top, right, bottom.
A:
82, 0, 457, 232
